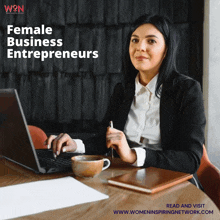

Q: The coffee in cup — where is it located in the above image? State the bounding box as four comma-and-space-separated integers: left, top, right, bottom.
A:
71, 155, 111, 178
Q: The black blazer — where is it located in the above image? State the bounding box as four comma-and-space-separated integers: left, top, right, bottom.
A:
84, 72, 206, 188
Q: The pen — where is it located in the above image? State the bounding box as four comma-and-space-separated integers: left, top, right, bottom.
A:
110, 121, 114, 160
53, 152, 57, 159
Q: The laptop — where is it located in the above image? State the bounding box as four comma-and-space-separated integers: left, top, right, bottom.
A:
0, 88, 82, 174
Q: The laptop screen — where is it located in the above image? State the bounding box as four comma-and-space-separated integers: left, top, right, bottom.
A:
0, 89, 41, 172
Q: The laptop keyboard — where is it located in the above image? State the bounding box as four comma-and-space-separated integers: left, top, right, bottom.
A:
36, 149, 80, 169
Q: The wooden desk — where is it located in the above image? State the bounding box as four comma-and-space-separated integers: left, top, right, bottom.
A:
0, 157, 219, 220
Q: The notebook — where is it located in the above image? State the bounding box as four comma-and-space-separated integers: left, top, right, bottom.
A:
0, 88, 82, 174
108, 167, 193, 194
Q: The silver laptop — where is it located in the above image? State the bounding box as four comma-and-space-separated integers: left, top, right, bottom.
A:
0, 88, 81, 173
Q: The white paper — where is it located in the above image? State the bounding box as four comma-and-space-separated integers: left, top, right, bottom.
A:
0, 176, 109, 220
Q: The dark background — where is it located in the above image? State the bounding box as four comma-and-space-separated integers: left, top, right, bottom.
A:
0, 0, 204, 135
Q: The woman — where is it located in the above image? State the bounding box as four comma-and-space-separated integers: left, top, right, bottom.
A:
47, 14, 206, 189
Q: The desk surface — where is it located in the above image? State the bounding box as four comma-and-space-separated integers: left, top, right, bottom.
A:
0, 157, 219, 220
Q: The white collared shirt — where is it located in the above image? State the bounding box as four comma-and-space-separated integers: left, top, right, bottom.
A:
124, 74, 161, 144
124, 73, 162, 166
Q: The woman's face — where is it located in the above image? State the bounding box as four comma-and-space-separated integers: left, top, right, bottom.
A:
129, 23, 167, 79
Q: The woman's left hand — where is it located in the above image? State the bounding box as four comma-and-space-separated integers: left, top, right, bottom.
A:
106, 127, 137, 164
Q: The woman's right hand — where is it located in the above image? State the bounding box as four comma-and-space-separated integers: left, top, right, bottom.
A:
45, 133, 77, 157
106, 127, 137, 164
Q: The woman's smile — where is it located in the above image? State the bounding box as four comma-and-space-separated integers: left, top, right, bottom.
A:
135, 55, 149, 61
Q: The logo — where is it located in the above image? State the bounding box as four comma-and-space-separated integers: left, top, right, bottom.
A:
4, 5, 24, 14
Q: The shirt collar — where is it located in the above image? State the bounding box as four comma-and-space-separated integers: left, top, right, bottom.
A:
135, 73, 158, 96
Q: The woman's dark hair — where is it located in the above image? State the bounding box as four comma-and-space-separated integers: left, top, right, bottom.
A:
123, 14, 179, 97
